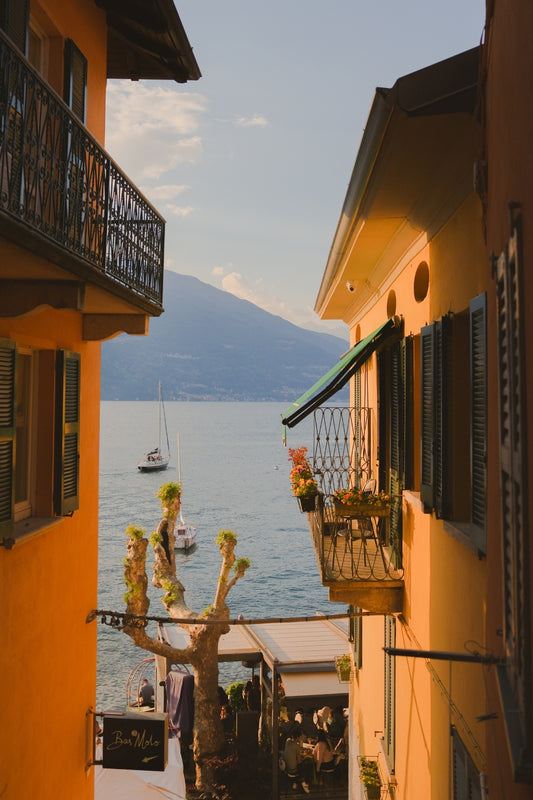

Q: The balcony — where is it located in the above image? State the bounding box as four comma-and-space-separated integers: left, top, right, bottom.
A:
0, 30, 164, 315
303, 407, 404, 613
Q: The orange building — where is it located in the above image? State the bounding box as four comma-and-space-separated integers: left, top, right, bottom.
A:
284, 8, 532, 795
0, 2, 199, 798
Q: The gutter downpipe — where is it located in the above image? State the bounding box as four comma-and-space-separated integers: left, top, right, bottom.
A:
315, 88, 394, 317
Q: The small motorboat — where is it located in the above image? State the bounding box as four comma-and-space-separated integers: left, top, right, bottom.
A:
137, 382, 170, 472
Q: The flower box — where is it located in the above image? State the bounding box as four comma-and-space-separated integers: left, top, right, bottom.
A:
297, 494, 317, 513
334, 499, 390, 518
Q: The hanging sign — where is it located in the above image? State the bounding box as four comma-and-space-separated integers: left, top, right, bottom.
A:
102, 712, 168, 771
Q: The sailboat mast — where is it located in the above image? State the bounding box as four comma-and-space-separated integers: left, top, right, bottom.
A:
158, 381, 162, 450
178, 434, 184, 524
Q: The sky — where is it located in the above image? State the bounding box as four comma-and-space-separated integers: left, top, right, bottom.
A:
105, 0, 485, 337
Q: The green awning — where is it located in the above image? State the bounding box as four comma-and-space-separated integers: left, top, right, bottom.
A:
281, 317, 401, 432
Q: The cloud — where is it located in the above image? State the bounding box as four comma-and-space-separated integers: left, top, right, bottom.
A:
211, 266, 225, 276
140, 183, 194, 217
235, 113, 270, 127
105, 82, 207, 181
218, 271, 310, 326
142, 184, 191, 201
164, 204, 194, 217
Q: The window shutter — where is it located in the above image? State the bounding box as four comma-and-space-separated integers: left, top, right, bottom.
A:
63, 39, 87, 123
401, 336, 414, 490
0, 339, 16, 536
54, 350, 80, 516
349, 605, 363, 670
470, 294, 487, 533
434, 316, 453, 518
0, 0, 29, 55
451, 727, 482, 800
384, 616, 396, 767
420, 324, 435, 508
389, 342, 403, 566
496, 224, 529, 726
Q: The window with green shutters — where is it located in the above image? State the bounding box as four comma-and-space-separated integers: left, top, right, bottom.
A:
419, 299, 487, 551
0, 340, 80, 543
378, 337, 413, 568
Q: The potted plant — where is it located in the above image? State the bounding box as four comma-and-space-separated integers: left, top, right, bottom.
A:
358, 757, 381, 799
288, 446, 318, 512
335, 654, 352, 682
333, 488, 391, 518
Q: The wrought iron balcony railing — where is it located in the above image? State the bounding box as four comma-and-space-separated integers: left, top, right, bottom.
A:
308, 495, 404, 585
0, 30, 164, 307
301, 407, 404, 609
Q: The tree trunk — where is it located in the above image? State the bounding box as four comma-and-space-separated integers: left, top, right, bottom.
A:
121, 487, 249, 796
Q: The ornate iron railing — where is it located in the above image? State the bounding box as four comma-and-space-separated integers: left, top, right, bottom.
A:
308, 496, 404, 583
312, 405, 372, 496
307, 406, 404, 582
0, 30, 164, 306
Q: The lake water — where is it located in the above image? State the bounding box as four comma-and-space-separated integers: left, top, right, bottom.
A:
97, 401, 333, 711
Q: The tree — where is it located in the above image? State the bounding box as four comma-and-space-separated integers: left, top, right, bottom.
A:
122, 482, 250, 794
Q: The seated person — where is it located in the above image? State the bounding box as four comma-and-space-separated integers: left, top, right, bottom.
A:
283, 725, 312, 794
137, 678, 154, 708
313, 730, 337, 781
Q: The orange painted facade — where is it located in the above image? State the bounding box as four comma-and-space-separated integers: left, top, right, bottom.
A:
0, 2, 199, 797
306, 28, 533, 797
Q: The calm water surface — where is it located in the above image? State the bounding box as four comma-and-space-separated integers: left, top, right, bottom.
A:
97, 401, 332, 710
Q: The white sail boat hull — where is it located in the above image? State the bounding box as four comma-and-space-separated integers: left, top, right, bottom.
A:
137, 450, 169, 472
137, 382, 170, 472
174, 521, 197, 549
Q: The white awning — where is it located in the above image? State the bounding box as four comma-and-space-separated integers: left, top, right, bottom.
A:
279, 670, 346, 703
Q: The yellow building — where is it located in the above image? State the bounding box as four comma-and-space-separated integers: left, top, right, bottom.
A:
0, 2, 199, 797
283, 48, 492, 799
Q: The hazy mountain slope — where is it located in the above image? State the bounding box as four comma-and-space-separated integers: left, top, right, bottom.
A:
100, 271, 349, 401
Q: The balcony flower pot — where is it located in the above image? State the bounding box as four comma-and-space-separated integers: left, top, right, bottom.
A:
289, 446, 318, 512
297, 494, 317, 513
335, 654, 351, 682
334, 498, 390, 518
359, 757, 381, 799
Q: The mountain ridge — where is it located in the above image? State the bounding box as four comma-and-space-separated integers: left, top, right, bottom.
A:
100, 271, 349, 401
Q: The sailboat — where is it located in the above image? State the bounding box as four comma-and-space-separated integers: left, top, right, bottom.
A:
174, 434, 197, 550
137, 382, 170, 472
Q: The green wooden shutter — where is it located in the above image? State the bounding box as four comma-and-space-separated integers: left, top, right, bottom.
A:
434, 315, 453, 519
63, 39, 87, 123
451, 728, 482, 800
389, 342, 403, 567
401, 335, 414, 490
420, 324, 434, 509
54, 350, 80, 516
349, 605, 363, 670
377, 349, 388, 491
0, 339, 16, 536
384, 616, 396, 767
470, 293, 487, 535
0, 0, 29, 54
